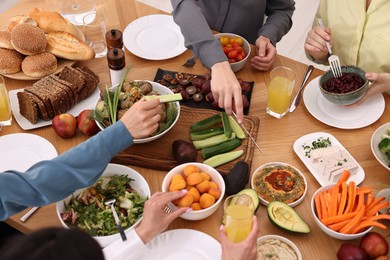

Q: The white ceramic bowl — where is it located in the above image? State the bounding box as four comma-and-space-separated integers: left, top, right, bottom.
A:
162, 162, 225, 221
56, 163, 151, 248
214, 33, 251, 73
370, 122, 390, 171
376, 188, 390, 214
251, 162, 307, 207
95, 80, 180, 144
257, 235, 302, 260
311, 184, 373, 240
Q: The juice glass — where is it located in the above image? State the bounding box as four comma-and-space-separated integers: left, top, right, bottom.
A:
223, 195, 254, 243
0, 75, 11, 126
266, 66, 296, 119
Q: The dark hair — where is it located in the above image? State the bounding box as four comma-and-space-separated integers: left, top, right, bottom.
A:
0, 227, 104, 260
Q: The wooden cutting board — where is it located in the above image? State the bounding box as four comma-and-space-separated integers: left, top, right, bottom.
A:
111, 106, 260, 175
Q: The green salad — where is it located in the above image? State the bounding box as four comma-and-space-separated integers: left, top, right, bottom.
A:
60, 175, 147, 236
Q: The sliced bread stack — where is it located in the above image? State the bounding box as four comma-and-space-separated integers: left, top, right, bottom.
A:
17, 66, 99, 124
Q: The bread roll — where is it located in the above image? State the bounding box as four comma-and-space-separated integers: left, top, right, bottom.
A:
0, 48, 23, 74
22, 52, 57, 78
0, 31, 14, 49
11, 23, 47, 55
8, 15, 37, 32
46, 31, 95, 61
29, 8, 80, 39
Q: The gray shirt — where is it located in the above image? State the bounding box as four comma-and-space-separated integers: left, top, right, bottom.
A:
171, 0, 295, 69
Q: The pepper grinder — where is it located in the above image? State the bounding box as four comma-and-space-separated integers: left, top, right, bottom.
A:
107, 48, 125, 87
105, 29, 123, 50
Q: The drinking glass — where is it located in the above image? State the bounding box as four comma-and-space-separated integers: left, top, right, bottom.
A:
266, 66, 296, 119
0, 75, 12, 127
57, 0, 96, 26
83, 12, 108, 58
223, 195, 254, 243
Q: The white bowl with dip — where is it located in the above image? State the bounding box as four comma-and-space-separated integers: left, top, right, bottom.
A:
257, 235, 302, 260
251, 162, 307, 207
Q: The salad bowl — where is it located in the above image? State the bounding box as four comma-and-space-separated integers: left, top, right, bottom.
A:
56, 163, 151, 247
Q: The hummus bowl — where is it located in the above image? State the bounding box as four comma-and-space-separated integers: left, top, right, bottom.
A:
251, 162, 307, 207
257, 235, 302, 260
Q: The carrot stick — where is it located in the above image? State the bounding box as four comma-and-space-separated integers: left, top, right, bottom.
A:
336, 170, 351, 186
353, 221, 387, 234
329, 186, 339, 217
356, 187, 372, 195
344, 181, 356, 214
319, 192, 328, 220
366, 197, 385, 213
365, 201, 390, 217
365, 193, 375, 206
322, 211, 358, 226
339, 205, 365, 234
355, 193, 365, 212
314, 193, 323, 220
364, 214, 390, 222
337, 182, 348, 216
328, 219, 350, 232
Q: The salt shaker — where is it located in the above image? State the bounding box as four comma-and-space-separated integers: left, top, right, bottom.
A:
107, 48, 125, 87
105, 29, 123, 50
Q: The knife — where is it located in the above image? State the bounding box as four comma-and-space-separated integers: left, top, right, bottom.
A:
232, 111, 262, 153
289, 65, 314, 113
20, 207, 39, 222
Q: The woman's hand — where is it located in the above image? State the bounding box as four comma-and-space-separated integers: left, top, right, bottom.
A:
251, 36, 276, 71
220, 215, 259, 260
135, 190, 190, 244
304, 25, 331, 64
210, 61, 244, 123
120, 98, 161, 139
351, 72, 390, 106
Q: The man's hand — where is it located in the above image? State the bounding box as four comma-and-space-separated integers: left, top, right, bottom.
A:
251, 36, 276, 71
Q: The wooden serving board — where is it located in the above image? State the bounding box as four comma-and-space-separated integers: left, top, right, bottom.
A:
111, 106, 260, 175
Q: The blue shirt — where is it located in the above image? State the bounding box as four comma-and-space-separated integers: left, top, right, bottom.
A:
0, 121, 133, 221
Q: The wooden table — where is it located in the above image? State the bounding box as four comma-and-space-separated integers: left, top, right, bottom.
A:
1, 0, 390, 259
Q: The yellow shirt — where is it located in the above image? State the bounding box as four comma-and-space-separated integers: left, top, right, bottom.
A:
316, 0, 390, 73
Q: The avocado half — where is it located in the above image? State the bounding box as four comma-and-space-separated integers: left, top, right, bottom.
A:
230, 188, 260, 213
267, 201, 310, 233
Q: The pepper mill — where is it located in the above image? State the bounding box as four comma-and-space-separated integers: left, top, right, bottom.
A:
107, 48, 126, 87
105, 29, 123, 50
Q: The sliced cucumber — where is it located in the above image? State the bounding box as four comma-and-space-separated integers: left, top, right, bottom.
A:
228, 115, 246, 139
202, 138, 241, 159
193, 133, 236, 150
143, 93, 182, 103
190, 114, 222, 132
221, 112, 232, 138
267, 201, 310, 233
190, 127, 224, 141
203, 149, 244, 168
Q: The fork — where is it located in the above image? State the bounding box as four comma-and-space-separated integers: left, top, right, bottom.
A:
182, 55, 196, 68
317, 18, 342, 78
105, 199, 127, 241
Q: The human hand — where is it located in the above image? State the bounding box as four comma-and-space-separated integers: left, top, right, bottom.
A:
135, 190, 190, 244
350, 72, 390, 106
304, 25, 331, 63
251, 36, 276, 71
210, 61, 244, 123
120, 98, 161, 139
220, 215, 259, 260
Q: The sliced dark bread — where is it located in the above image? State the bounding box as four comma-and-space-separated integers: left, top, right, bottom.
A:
59, 66, 85, 94
50, 75, 78, 106
27, 91, 50, 121
76, 67, 98, 99
25, 85, 54, 118
40, 77, 70, 113
81, 66, 99, 82
17, 91, 38, 124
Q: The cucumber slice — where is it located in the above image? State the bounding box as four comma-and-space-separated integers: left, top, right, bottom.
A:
221, 112, 232, 138
192, 133, 236, 150
203, 149, 244, 168
143, 93, 182, 103
190, 127, 224, 141
228, 115, 246, 139
190, 114, 222, 132
267, 201, 310, 233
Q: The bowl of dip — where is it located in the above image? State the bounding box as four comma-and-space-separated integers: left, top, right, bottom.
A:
257, 235, 302, 260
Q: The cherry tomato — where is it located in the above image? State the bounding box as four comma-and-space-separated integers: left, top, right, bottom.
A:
223, 46, 233, 55
234, 46, 243, 53
241, 50, 247, 58
234, 37, 243, 46
220, 36, 229, 46
229, 58, 237, 63
236, 54, 243, 61
228, 50, 238, 59
231, 42, 239, 48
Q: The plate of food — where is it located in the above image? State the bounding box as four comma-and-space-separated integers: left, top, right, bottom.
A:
370, 122, 390, 171
293, 132, 365, 186
303, 76, 385, 129
123, 14, 186, 60
141, 229, 221, 260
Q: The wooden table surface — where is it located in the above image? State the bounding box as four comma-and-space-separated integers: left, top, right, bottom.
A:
1, 0, 390, 259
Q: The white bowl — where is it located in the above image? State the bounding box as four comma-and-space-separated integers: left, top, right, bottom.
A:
251, 162, 307, 207
370, 122, 390, 171
311, 184, 373, 240
56, 163, 151, 248
214, 33, 251, 73
162, 162, 225, 221
376, 188, 390, 214
257, 235, 302, 260
96, 80, 180, 144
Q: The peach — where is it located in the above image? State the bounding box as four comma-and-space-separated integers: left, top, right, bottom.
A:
169, 179, 186, 191
209, 181, 219, 189
200, 172, 211, 181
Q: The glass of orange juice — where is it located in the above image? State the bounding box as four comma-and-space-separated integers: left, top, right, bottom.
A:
0, 75, 11, 127
266, 66, 296, 119
223, 195, 254, 243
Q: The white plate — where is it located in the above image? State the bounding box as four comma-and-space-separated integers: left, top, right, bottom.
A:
123, 14, 186, 60
370, 122, 390, 171
293, 132, 365, 186
303, 76, 385, 129
9, 87, 100, 130
141, 229, 221, 260
0, 133, 57, 172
